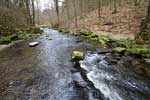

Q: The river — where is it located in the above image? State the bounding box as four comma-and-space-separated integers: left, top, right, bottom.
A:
0, 28, 150, 100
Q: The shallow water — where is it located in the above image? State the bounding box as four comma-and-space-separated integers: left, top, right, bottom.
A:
0, 29, 94, 100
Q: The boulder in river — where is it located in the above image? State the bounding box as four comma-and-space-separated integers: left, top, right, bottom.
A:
48, 37, 52, 40
29, 42, 39, 47
72, 51, 84, 61
72, 72, 87, 88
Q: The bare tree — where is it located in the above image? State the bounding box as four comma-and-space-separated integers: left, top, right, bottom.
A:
73, 0, 77, 27
54, 0, 60, 27
141, 0, 150, 31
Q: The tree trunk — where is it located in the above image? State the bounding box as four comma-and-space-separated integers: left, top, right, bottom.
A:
98, 0, 101, 19
66, 0, 70, 20
26, 0, 32, 25
112, 0, 117, 14
73, 0, 77, 27
139, 0, 150, 41
31, 0, 35, 25
141, 0, 150, 32
54, 0, 60, 27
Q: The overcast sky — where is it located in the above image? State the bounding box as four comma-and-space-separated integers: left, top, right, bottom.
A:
39, 0, 63, 11
39, 0, 52, 10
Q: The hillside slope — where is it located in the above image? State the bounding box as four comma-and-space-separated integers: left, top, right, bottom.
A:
67, 3, 147, 39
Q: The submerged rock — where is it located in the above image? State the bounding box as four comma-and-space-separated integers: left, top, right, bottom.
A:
29, 42, 39, 47
72, 72, 87, 88
72, 51, 84, 61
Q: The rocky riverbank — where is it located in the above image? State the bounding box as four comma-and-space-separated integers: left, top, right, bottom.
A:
58, 28, 150, 58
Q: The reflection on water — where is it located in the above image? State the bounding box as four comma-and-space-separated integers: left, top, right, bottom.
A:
0, 29, 92, 100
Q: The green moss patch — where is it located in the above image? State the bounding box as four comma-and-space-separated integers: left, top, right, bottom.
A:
0, 33, 40, 44
18, 33, 40, 40
0, 36, 11, 44
116, 39, 131, 48
127, 45, 150, 57
72, 51, 84, 61
113, 47, 126, 53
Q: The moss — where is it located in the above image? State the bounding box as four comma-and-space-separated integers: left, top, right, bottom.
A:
72, 51, 84, 61
127, 45, 150, 57
18, 33, 40, 40
98, 39, 106, 45
90, 33, 98, 38
78, 31, 113, 45
90, 37, 99, 42
79, 31, 93, 37
116, 39, 131, 48
0, 36, 11, 44
99, 35, 112, 43
113, 47, 126, 53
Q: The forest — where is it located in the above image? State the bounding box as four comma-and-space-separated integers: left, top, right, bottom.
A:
0, 0, 150, 100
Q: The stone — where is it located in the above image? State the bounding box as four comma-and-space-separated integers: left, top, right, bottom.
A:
48, 37, 52, 40
144, 59, 150, 64
97, 48, 112, 54
10, 34, 18, 40
112, 47, 126, 53
72, 51, 84, 61
72, 72, 87, 88
29, 42, 39, 47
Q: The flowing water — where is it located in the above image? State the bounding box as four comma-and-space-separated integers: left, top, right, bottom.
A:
0, 28, 150, 100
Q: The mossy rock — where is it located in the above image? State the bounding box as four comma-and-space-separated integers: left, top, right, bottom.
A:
0, 36, 11, 44
72, 51, 84, 61
98, 39, 106, 45
9, 34, 18, 40
127, 44, 150, 57
99, 35, 112, 42
90, 37, 99, 42
113, 47, 126, 53
79, 31, 92, 37
116, 39, 131, 48
18, 33, 40, 40
90, 34, 98, 38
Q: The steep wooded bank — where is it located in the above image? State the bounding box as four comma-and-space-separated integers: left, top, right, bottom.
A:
45, 0, 150, 58
42, 0, 149, 41
0, 0, 40, 36
139, 0, 150, 41
0, 0, 42, 44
